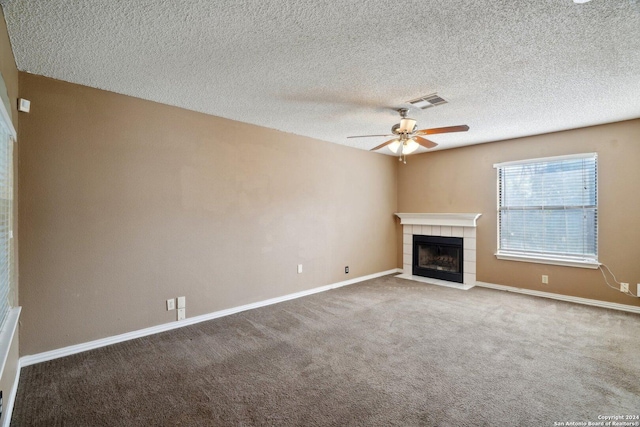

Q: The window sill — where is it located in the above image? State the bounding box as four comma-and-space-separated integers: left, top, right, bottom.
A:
495, 252, 600, 269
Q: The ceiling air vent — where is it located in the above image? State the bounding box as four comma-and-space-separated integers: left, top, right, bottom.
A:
408, 93, 448, 110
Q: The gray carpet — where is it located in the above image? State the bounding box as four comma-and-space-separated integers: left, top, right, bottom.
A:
11, 275, 640, 426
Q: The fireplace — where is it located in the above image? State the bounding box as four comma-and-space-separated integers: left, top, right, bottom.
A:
397, 213, 481, 290
413, 235, 464, 283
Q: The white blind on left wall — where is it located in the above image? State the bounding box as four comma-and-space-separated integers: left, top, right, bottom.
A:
0, 111, 13, 330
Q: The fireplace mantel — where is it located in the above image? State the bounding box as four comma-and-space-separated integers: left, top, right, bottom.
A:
395, 213, 482, 228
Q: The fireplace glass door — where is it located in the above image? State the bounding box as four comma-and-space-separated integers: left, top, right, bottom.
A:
413, 235, 463, 283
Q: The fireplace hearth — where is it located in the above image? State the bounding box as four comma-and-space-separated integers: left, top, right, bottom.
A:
413, 235, 464, 283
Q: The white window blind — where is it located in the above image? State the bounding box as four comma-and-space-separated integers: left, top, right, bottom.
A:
0, 121, 13, 330
495, 153, 598, 264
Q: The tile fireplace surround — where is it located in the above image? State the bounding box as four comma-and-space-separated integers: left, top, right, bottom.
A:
396, 213, 482, 290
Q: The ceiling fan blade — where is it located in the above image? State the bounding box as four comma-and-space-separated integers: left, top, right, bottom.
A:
415, 125, 469, 135
347, 134, 394, 139
369, 138, 398, 151
413, 136, 438, 149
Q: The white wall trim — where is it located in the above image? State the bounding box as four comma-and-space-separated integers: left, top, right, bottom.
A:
493, 152, 597, 168
0, 307, 20, 381
2, 359, 20, 427
0, 307, 20, 427
19, 268, 402, 367
475, 281, 640, 314
495, 252, 600, 269
395, 213, 482, 228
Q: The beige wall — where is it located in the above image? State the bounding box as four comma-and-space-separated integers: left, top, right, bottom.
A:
398, 119, 640, 307
17, 73, 398, 356
15, 60, 640, 357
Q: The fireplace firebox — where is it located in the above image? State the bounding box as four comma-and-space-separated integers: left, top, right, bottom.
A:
413, 235, 464, 283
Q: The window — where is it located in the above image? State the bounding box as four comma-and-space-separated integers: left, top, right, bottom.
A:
0, 101, 14, 330
494, 153, 598, 269
0, 81, 19, 389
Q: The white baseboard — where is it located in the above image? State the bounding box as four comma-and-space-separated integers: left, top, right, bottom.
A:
20, 268, 402, 367
475, 281, 640, 314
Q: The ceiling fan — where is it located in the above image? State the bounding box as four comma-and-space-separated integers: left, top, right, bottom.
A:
347, 108, 469, 163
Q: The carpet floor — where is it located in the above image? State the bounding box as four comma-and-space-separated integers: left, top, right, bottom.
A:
11, 275, 640, 426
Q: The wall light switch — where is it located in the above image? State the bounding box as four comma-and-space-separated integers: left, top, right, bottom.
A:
177, 308, 186, 320
297, 264, 303, 274
177, 296, 186, 309
166, 298, 175, 311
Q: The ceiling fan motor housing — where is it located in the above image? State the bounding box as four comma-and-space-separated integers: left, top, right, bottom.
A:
392, 122, 417, 135
393, 108, 417, 134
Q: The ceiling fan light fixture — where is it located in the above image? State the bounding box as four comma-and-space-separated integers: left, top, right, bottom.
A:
388, 139, 401, 153
402, 139, 419, 155
399, 118, 416, 133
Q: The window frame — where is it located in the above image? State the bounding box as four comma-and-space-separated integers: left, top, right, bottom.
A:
493, 153, 600, 269
0, 90, 20, 390
0, 97, 15, 325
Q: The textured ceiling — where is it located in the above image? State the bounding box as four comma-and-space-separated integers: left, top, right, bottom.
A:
3, 0, 640, 154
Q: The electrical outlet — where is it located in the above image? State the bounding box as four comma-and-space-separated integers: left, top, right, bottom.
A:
637, 284, 640, 297
166, 299, 175, 311
541, 275, 549, 284
345, 266, 349, 274
620, 282, 629, 293
177, 308, 186, 320
177, 296, 186, 309
297, 264, 303, 274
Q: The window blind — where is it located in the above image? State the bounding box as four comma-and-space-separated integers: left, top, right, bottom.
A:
0, 123, 12, 330
496, 153, 597, 261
